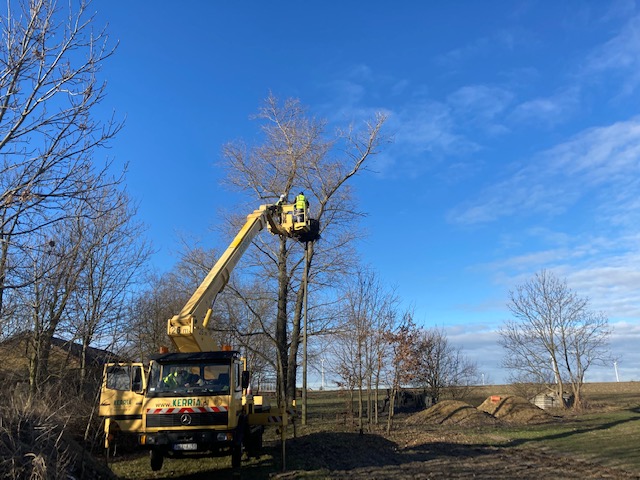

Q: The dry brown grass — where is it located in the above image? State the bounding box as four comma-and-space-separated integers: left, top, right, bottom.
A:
0, 390, 116, 480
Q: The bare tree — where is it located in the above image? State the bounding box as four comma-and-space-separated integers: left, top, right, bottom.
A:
13, 211, 88, 400
0, 0, 122, 320
127, 271, 191, 362
62, 188, 150, 391
383, 310, 418, 434
408, 328, 478, 403
172, 242, 281, 375
221, 94, 387, 404
328, 268, 405, 432
499, 270, 612, 409
349, 268, 399, 431
126, 242, 220, 363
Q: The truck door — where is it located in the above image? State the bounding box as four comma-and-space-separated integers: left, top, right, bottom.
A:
99, 363, 146, 434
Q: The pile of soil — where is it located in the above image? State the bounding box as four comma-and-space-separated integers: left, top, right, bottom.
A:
284, 431, 401, 472
406, 400, 499, 427
477, 395, 552, 424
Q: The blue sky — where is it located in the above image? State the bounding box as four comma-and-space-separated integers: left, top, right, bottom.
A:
94, 1, 640, 384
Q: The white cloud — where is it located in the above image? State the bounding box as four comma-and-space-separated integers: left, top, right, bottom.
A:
449, 117, 640, 226
585, 15, 640, 94
587, 320, 640, 382
560, 256, 640, 319
435, 29, 528, 68
447, 84, 514, 134
548, 119, 640, 178
393, 101, 472, 154
368, 99, 480, 179
480, 233, 640, 320
510, 87, 581, 126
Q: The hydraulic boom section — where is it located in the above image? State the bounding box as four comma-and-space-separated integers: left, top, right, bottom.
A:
167, 202, 310, 353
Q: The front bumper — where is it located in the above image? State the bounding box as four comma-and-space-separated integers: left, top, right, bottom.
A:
141, 429, 237, 452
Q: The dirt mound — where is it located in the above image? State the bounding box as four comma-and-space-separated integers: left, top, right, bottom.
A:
477, 395, 551, 424
407, 400, 499, 427
285, 431, 400, 472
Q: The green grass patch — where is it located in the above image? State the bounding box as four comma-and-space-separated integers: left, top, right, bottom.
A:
108, 448, 286, 479
479, 406, 640, 471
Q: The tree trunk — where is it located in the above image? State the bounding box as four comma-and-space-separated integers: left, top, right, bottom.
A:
275, 237, 289, 406
386, 385, 397, 434
28, 327, 55, 401
357, 381, 364, 434
374, 378, 380, 425
0, 234, 7, 319
286, 286, 303, 403
80, 337, 89, 395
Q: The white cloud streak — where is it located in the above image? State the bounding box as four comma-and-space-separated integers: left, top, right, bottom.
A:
448, 117, 640, 226
585, 14, 640, 95
509, 86, 581, 126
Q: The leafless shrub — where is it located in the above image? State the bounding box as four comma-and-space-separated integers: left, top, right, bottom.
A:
0, 389, 115, 479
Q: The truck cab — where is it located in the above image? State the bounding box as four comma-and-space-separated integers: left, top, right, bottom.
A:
100, 350, 263, 471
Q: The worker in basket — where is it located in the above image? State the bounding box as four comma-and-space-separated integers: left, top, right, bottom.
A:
295, 191, 309, 223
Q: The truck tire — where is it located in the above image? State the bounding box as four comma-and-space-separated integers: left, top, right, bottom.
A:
231, 444, 242, 468
246, 428, 263, 458
150, 448, 164, 471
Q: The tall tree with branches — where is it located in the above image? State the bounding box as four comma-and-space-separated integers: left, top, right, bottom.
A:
406, 327, 478, 403
62, 188, 150, 391
13, 211, 88, 399
0, 0, 122, 321
221, 94, 387, 404
331, 267, 400, 431
499, 270, 612, 409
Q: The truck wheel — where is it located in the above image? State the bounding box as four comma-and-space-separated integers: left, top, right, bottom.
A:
150, 448, 164, 471
246, 430, 263, 458
231, 444, 242, 468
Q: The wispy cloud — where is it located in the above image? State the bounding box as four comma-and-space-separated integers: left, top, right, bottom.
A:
367, 100, 480, 179
448, 117, 640, 226
447, 84, 513, 135
393, 100, 478, 156
510, 86, 581, 126
321, 66, 482, 178
559, 254, 640, 318
584, 14, 640, 95
455, 117, 640, 322
435, 29, 528, 67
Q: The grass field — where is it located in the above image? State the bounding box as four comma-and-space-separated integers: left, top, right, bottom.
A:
107, 382, 640, 479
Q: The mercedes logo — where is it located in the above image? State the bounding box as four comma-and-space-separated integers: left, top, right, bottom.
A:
180, 413, 192, 426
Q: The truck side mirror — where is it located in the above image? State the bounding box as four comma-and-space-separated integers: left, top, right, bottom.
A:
241, 370, 250, 389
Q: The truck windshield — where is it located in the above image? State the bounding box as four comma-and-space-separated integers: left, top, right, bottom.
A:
147, 362, 231, 396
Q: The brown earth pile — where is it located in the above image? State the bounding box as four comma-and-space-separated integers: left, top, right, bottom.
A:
406, 400, 499, 427
477, 395, 552, 424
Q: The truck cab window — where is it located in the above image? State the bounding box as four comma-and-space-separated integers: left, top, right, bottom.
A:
106, 366, 133, 391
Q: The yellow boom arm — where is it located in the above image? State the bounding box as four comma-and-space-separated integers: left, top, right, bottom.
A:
167, 203, 308, 352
